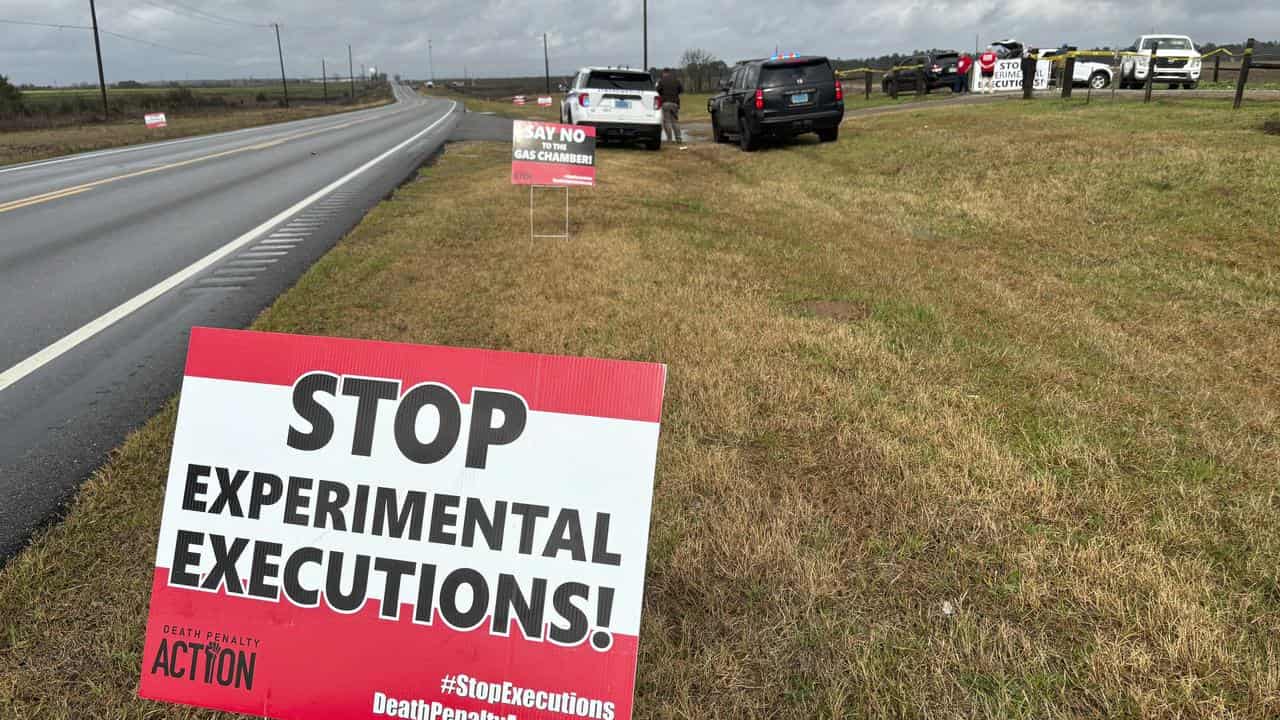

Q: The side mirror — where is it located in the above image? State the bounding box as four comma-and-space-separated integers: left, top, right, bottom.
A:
717, 80, 731, 91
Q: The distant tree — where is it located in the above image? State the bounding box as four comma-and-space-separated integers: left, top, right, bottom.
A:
680, 48, 722, 92
0, 74, 23, 113
116, 79, 144, 89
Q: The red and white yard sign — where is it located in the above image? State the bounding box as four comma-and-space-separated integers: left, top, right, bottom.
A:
511, 120, 596, 187
537, 96, 553, 107
145, 112, 168, 129
139, 327, 666, 720
513, 95, 527, 106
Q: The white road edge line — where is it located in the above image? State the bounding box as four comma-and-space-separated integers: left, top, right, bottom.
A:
0, 100, 456, 394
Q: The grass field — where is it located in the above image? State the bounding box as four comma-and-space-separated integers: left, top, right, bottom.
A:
21, 83, 336, 106
2, 96, 1280, 718
0, 89, 392, 168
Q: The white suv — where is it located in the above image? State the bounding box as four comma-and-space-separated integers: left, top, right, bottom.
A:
1041, 48, 1113, 89
561, 67, 663, 150
1120, 35, 1202, 89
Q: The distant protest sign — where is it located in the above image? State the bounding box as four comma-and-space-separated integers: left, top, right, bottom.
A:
513, 95, 527, 106
537, 96, 553, 107
511, 120, 596, 187
145, 112, 168, 129
973, 59, 1051, 91
139, 327, 667, 720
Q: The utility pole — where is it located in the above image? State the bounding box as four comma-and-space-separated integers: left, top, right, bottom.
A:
322, 58, 328, 101
273, 23, 289, 108
642, 0, 648, 72
348, 44, 355, 100
88, 0, 109, 119
543, 33, 551, 93
428, 38, 435, 83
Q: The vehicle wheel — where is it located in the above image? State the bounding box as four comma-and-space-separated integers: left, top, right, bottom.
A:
817, 127, 839, 143
1089, 72, 1109, 90
1167, 83, 1178, 89
738, 116, 757, 152
646, 135, 662, 151
1184, 82, 1198, 90
711, 115, 726, 143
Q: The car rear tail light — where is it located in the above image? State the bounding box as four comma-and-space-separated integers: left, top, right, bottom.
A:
578, 93, 589, 107
834, 80, 843, 101
931, 65, 941, 72
754, 88, 764, 110
654, 95, 662, 110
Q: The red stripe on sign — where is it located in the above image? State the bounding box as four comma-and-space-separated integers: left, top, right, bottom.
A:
139, 569, 639, 720
183, 327, 664, 423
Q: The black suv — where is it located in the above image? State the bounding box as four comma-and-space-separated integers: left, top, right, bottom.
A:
707, 56, 844, 151
880, 52, 962, 94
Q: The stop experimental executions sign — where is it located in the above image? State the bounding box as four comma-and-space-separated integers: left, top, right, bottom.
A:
511, 120, 596, 187
139, 327, 666, 720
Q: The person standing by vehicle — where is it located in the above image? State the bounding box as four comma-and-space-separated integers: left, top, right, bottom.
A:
656, 68, 683, 145
978, 46, 998, 93
956, 53, 973, 93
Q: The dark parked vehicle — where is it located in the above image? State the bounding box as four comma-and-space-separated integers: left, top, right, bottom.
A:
707, 55, 844, 151
880, 52, 962, 95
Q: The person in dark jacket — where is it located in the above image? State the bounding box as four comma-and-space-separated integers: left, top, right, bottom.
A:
656, 69, 683, 144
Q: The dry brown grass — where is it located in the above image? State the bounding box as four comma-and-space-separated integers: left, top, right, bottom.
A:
0, 98, 392, 167
2, 97, 1280, 719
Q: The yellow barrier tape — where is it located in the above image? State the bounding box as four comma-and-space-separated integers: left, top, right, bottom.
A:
1199, 48, 1235, 59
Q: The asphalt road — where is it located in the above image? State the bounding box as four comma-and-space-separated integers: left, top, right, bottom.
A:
0, 83, 460, 560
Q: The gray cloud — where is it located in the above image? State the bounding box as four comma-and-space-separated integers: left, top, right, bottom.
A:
1, 0, 1277, 85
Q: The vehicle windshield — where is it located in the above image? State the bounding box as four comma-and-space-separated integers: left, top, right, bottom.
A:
933, 53, 959, 63
759, 60, 832, 88
1142, 37, 1193, 50
584, 72, 653, 91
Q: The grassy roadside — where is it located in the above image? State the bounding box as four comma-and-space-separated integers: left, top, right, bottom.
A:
0, 94, 393, 168
3, 98, 1280, 718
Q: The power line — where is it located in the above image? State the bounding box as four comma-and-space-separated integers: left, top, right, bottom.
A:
98, 27, 239, 62
2, 16, 255, 65
141, 0, 269, 28
0, 18, 93, 31
133, 0, 256, 29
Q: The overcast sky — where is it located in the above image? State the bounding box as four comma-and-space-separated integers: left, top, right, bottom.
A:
2, 0, 1277, 85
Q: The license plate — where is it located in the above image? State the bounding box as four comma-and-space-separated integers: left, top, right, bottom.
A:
614, 100, 630, 109
791, 93, 809, 104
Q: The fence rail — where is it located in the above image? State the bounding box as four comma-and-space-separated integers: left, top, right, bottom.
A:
835, 37, 1277, 108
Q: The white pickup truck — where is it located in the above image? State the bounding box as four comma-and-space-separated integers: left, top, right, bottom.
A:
1040, 48, 1112, 89
1119, 34, 1202, 89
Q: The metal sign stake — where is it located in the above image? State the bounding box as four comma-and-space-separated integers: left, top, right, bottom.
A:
530, 185, 570, 240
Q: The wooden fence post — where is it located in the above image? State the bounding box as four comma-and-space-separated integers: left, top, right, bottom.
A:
1022, 53, 1035, 99
1062, 55, 1075, 99
1213, 52, 1221, 83
865, 69, 872, 100
1143, 40, 1157, 103
1234, 38, 1255, 110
